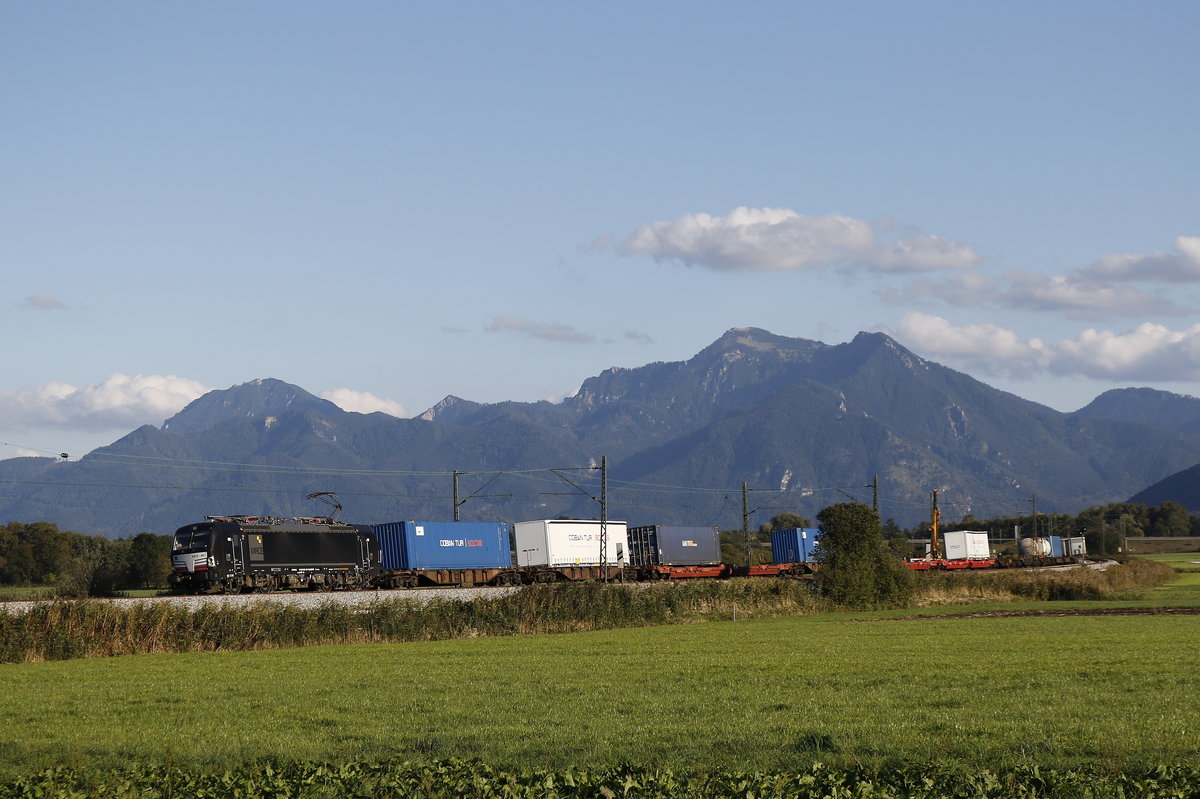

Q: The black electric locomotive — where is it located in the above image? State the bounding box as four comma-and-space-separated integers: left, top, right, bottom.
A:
170, 515, 380, 593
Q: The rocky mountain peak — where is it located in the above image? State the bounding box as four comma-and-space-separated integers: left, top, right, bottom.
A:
417, 395, 483, 424
161, 378, 340, 435
692, 327, 824, 363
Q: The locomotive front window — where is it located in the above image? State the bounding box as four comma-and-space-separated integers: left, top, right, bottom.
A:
174, 530, 211, 550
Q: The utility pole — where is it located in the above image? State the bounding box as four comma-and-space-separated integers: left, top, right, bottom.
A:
453, 471, 461, 521
868, 475, 878, 515
543, 458, 611, 578
742, 481, 751, 568
599, 455, 608, 576
929, 489, 942, 559
452, 470, 511, 522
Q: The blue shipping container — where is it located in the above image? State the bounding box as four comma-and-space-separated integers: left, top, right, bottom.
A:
1048, 535, 1065, 558
372, 521, 512, 571
771, 528, 821, 564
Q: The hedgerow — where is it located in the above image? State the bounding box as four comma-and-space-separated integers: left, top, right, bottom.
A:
2, 759, 1198, 798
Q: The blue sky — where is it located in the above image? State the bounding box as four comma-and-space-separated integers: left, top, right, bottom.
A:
3, 1, 1199, 460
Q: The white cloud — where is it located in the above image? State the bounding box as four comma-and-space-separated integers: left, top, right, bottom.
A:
894, 313, 1048, 378
1001, 272, 1176, 317
894, 312, 1200, 381
617, 207, 981, 273
585, 233, 613, 252
0, 374, 211, 432
23, 295, 66, 310
879, 272, 1000, 307
1049, 323, 1200, 380
1083, 236, 1200, 283
486, 316, 595, 343
320, 388, 408, 418
894, 269, 1184, 319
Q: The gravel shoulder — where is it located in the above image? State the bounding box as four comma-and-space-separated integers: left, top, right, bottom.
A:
0, 585, 524, 615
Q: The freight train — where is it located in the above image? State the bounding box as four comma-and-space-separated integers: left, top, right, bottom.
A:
169, 515, 1084, 594
903, 530, 1089, 571
168, 515, 813, 594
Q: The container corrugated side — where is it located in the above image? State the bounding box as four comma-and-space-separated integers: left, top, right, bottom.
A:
514, 519, 628, 567
771, 528, 821, 563
1049, 535, 1065, 558
373, 522, 408, 571
373, 521, 511, 570
771, 529, 801, 563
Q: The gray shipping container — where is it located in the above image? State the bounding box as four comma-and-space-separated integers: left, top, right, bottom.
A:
627, 525, 722, 566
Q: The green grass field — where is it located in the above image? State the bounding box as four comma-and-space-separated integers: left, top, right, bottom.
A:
1, 608, 1197, 778
1139, 553, 1200, 607
2, 560, 1198, 794
1143, 552, 1200, 570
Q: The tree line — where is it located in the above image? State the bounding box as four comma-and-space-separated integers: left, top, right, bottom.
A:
933, 500, 1198, 556
3, 499, 1194, 595
0, 522, 172, 596
722, 500, 1199, 562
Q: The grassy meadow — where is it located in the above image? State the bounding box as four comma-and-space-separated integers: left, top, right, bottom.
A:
1, 602, 1198, 778
1, 559, 1198, 795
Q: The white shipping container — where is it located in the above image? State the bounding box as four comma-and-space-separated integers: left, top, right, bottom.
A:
942, 530, 991, 560
514, 519, 629, 567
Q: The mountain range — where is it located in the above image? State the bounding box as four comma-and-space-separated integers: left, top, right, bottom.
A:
4, 327, 1200, 538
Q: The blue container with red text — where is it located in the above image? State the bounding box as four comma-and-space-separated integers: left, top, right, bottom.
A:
372, 521, 512, 571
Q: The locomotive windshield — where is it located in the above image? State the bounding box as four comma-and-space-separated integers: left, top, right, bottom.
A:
173, 528, 212, 551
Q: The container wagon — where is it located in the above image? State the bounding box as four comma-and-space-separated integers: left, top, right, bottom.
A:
372, 520, 515, 588
739, 527, 822, 577
995, 536, 1088, 567
626, 524, 726, 579
941, 530, 995, 568
514, 519, 628, 582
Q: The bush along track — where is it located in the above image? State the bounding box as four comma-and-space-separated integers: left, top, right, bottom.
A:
0, 559, 1182, 664
2, 759, 1200, 798
0, 580, 825, 663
